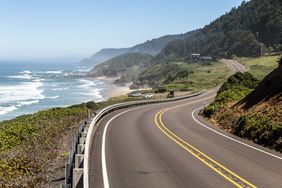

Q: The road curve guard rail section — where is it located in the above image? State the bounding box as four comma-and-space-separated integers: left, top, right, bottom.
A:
60, 117, 93, 188
61, 91, 204, 188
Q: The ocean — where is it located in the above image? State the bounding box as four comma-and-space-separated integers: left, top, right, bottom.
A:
0, 61, 113, 121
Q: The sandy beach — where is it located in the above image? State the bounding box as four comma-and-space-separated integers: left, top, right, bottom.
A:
95, 76, 134, 99
105, 83, 134, 98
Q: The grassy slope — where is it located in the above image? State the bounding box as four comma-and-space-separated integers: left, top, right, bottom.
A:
0, 97, 145, 188
202, 70, 282, 152
0, 104, 90, 187
139, 61, 231, 92
235, 54, 280, 80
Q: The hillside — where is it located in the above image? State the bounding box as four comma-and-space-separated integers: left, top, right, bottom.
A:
88, 53, 153, 84
137, 60, 231, 91
202, 57, 282, 151
236, 54, 281, 80
239, 58, 282, 109
156, 0, 282, 61
0, 103, 94, 187
0, 96, 147, 187
80, 48, 129, 68
80, 32, 195, 67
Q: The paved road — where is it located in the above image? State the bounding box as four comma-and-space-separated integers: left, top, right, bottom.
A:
89, 60, 282, 188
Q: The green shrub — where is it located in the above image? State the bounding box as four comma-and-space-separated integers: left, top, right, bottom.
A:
202, 104, 217, 118
235, 114, 282, 151
203, 72, 258, 117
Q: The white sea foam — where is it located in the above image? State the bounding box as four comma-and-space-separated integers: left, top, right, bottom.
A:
19, 70, 32, 74
33, 78, 45, 82
76, 68, 91, 73
7, 70, 34, 80
1, 83, 44, 102
45, 70, 63, 74
77, 79, 103, 101
0, 68, 46, 117
7, 74, 33, 79
77, 79, 101, 89
0, 106, 18, 115
0, 80, 44, 117
46, 96, 59, 99
17, 100, 40, 106
52, 87, 69, 91
0, 69, 107, 118
83, 88, 103, 101
32, 70, 63, 74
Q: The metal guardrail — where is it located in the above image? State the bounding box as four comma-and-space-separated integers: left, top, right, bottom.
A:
61, 91, 204, 188
61, 118, 93, 188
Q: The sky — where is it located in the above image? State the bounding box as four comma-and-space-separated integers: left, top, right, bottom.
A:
0, 0, 245, 62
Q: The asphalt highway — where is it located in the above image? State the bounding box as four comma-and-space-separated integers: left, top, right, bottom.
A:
88, 60, 282, 188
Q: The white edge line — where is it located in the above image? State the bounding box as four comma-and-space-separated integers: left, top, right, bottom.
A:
191, 106, 282, 160
101, 91, 214, 188
87, 59, 245, 187
85, 91, 205, 188
102, 109, 134, 188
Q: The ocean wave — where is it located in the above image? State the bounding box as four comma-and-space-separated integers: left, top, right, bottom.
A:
32, 78, 45, 82
0, 81, 45, 105
45, 70, 63, 74
46, 96, 59, 99
52, 87, 69, 91
32, 70, 63, 75
7, 69, 35, 80
17, 100, 40, 106
19, 70, 32, 74
82, 88, 103, 101
0, 68, 46, 117
0, 106, 18, 115
75, 68, 91, 73
7, 74, 34, 79
77, 79, 100, 89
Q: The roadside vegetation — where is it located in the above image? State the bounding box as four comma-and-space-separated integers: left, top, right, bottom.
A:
202, 58, 282, 152
0, 96, 146, 188
202, 72, 259, 118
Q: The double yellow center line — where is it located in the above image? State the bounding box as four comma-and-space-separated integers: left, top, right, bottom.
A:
154, 98, 257, 188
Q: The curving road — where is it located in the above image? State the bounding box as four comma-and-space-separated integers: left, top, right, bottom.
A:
88, 60, 282, 188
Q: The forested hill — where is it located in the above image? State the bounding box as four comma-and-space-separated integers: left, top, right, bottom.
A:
80, 32, 196, 67
157, 0, 282, 60
88, 53, 153, 83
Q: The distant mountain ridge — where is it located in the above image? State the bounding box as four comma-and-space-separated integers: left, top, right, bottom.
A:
80, 33, 194, 67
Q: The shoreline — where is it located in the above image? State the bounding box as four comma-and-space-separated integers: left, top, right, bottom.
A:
0, 75, 133, 122
96, 76, 134, 99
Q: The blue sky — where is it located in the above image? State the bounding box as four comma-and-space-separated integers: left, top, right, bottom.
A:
0, 0, 245, 62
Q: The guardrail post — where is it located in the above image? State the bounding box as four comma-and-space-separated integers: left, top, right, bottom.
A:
75, 154, 84, 168
79, 136, 86, 144
77, 144, 85, 154
73, 168, 83, 188
68, 91, 205, 188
